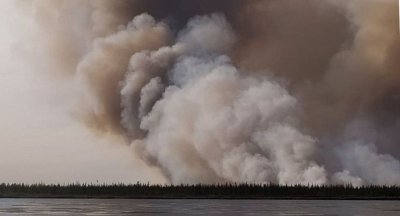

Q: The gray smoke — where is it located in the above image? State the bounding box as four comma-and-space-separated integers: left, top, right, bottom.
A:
120, 14, 326, 184
16, 0, 400, 185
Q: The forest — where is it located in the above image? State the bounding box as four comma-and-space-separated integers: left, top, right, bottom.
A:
0, 183, 399, 199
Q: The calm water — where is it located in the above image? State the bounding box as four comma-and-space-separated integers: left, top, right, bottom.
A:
0, 199, 399, 215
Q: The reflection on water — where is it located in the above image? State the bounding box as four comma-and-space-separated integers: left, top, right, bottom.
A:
0, 199, 399, 215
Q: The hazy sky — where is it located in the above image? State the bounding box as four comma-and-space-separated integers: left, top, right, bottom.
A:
0, 1, 165, 184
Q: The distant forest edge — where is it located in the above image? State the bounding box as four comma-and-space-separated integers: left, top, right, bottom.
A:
1, 183, 400, 199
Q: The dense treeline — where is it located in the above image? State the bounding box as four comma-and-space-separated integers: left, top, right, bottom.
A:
0, 183, 399, 199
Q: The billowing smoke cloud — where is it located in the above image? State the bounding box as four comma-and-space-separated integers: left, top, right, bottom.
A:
76, 13, 172, 135
118, 14, 326, 184
17, 0, 400, 185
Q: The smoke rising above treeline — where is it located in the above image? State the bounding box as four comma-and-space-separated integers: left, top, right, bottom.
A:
16, 0, 400, 185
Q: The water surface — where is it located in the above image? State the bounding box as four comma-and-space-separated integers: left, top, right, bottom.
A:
0, 199, 399, 215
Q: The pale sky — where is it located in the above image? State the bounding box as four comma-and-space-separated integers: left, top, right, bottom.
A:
0, 1, 165, 184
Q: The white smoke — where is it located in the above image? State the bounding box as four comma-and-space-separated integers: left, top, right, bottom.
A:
76, 13, 171, 134
138, 77, 165, 119
336, 143, 400, 185
77, 8, 400, 185
118, 14, 327, 185
332, 170, 364, 187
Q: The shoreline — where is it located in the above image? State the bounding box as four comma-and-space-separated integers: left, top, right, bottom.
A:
1, 183, 400, 200
1, 196, 400, 200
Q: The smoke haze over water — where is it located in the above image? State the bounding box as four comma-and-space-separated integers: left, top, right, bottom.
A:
8, 0, 400, 185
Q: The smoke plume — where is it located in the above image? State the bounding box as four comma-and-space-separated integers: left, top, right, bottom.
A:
18, 0, 400, 185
